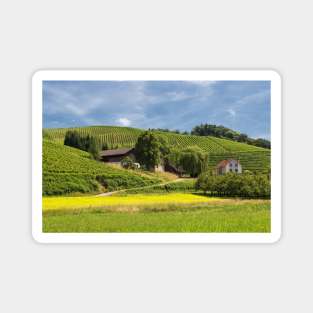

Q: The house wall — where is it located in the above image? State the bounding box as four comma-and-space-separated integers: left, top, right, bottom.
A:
217, 160, 242, 175
225, 160, 242, 173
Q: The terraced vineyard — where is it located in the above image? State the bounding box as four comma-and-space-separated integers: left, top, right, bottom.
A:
44, 126, 270, 174
43, 140, 161, 195
44, 126, 142, 148
44, 126, 268, 153
208, 151, 271, 174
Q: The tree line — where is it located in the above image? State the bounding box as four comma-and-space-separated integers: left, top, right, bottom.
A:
195, 171, 270, 198
149, 124, 271, 149
64, 131, 100, 159
191, 124, 271, 149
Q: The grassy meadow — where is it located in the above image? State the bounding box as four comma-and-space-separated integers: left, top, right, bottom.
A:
43, 194, 270, 233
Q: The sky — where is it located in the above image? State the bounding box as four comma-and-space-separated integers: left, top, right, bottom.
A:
43, 80, 271, 139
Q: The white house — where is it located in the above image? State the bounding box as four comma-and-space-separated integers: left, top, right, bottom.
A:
216, 159, 242, 175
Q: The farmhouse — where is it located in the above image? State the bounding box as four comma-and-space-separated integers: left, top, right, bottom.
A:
100, 147, 135, 164
100, 147, 165, 172
216, 159, 242, 175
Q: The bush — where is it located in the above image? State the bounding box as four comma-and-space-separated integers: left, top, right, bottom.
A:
196, 172, 270, 198
121, 156, 136, 169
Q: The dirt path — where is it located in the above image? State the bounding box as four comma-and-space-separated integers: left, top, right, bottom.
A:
94, 178, 189, 197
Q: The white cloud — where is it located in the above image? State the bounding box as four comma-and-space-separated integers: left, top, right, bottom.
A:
166, 91, 191, 102
186, 81, 216, 87
227, 108, 236, 117
116, 117, 131, 126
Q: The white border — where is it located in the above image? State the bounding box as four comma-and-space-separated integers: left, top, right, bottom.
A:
32, 70, 282, 244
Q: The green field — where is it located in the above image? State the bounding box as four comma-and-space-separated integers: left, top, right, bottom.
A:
44, 125, 270, 174
120, 179, 197, 194
43, 194, 270, 232
44, 125, 268, 152
42, 125, 271, 233
43, 140, 164, 195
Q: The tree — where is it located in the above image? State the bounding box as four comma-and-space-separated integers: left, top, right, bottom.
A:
190, 123, 271, 149
156, 135, 171, 159
134, 131, 161, 171
238, 133, 248, 142
64, 130, 81, 149
64, 130, 99, 159
88, 137, 100, 160
168, 146, 208, 177
253, 138, 271, 149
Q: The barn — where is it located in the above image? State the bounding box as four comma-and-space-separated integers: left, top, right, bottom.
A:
216, 159, 242, 175
100, 148, 135, 164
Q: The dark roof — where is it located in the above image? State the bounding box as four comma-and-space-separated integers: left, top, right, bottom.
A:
216, 159, 240, 168
100, 147, 134, 157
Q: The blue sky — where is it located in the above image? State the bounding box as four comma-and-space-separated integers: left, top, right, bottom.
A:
43, 80, 271, 139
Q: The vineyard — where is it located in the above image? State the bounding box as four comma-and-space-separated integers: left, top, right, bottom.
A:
44, 126, 268, 153
43, 140, 162, 195
208, 151, 270, 174
44, 125, 270, 175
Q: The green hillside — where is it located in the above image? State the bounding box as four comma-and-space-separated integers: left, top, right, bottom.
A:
44, 126, 270, 174
43, 140, 161, 195
208, 151, 270, 174
44, 126, 268, 153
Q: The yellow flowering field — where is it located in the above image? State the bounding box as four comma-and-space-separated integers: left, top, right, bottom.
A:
43, 193, 224, 212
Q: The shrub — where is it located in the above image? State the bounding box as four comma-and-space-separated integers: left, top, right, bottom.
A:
121, 156, 136, 169
196, 172, 270, 198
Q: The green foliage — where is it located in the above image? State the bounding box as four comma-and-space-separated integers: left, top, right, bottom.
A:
43, 140, 161, 195
191, 123, 271, 149
122, 179, 196, 194
155, 135, 171, 159
45, 125, 268, 154
44, 126, 270, 173
64, 130, 100, 159
101, 142, 109, 150
134, 131, 161, 170
121, 156, 136, 169
196, 172, 271, 198
168, 146, 208, 177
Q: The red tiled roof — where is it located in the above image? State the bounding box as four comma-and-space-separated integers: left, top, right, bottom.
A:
216, 159, 240, 168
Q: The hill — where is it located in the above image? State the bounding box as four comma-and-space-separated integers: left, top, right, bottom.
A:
44, 125, 270, 173
44, 125, 268, 153
43, 140, 162, 195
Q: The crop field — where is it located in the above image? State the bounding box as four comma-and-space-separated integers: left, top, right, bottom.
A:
44, 125, 270, 174
43, 140, 162, 195
43, 193, 225, 212
44, 126, 268, 153
208, 151, 271, 173
43, 194, 270, 232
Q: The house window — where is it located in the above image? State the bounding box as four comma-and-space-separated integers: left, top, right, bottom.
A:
235, 169, 238, 172
229, 163, 232, 167
229, 169, 232, 172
